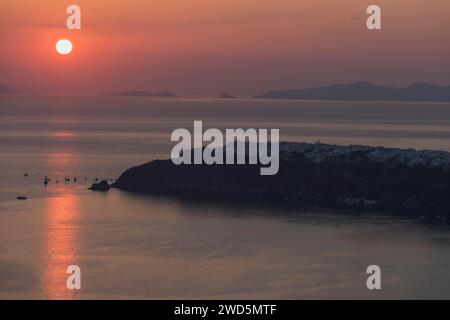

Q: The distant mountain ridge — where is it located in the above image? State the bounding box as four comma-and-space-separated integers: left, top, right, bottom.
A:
255, 82, 450, 102
108, 90, 178, 98
217, 94, 235, 99
0, 82, 19, 94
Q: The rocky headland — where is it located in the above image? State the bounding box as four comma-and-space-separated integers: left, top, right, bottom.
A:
112, 142, 450, 223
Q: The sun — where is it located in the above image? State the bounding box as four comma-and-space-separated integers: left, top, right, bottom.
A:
56, 39, 73, 55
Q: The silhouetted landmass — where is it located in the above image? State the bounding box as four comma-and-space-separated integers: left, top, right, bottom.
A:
217, 94, 236, 99
112, 142, 450, 223
0, 82, 19, 94
153, 91, 179, 98
89, 180, 111, 191
108, 90, 178, 98
255, 82, 450, 102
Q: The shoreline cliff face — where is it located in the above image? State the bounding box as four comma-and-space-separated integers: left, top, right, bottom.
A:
112, 142, 450, 222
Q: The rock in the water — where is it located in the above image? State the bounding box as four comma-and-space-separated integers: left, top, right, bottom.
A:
89, 180, 111, 191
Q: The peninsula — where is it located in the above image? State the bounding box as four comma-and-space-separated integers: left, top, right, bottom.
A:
112, 142, 450, 223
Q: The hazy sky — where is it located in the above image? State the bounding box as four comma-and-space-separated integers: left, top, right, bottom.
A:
1, 0, 450, 95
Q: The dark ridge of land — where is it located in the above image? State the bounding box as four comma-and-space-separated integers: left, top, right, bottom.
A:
107, 90, 178, 98
0, 82, 20, 94
217, 94, 236, 99
111, 141, 450, 223
255, 82, 450, 102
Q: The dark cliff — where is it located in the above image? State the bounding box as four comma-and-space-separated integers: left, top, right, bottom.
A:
112, 142, 450, 222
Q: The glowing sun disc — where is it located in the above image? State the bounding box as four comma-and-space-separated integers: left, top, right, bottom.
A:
56, 39, 73, 55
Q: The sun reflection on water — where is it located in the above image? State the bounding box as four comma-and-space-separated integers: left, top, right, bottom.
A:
41, 180, 81, 299
40, 117, 82, 299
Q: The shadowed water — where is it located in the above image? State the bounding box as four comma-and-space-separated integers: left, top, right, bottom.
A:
1, 96, 450, 299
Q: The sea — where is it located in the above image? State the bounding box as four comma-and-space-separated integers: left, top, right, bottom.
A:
1, 95, 450, 299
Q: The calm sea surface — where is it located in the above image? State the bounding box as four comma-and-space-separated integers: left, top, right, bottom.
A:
1, 95, 450, 299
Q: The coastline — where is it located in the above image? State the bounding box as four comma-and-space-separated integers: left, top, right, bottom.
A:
112, 141, 450, 224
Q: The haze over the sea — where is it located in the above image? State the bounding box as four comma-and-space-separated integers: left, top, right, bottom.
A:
1, 0, 449, 95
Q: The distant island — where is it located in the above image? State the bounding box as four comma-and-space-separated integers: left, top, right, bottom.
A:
111, 142, 450, 224
4, 81, 450, 102
0, 82, 19, 94
255, 81, 450, 102
217, 94, 236, 99
108, 90, 178, 98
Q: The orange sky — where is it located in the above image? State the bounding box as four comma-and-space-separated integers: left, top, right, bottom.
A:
1, 0, 450, 95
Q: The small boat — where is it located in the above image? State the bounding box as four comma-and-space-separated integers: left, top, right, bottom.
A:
17, 196, 27, 200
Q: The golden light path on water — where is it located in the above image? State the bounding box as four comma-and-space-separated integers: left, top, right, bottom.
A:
41, 151, 81, 299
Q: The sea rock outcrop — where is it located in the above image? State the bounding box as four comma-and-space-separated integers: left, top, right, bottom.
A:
89, 180, 111, 192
